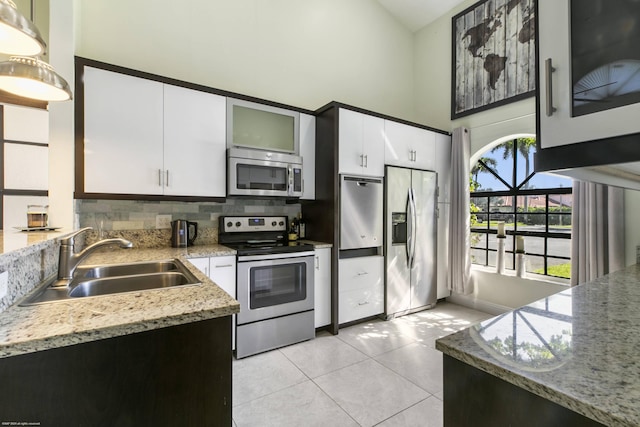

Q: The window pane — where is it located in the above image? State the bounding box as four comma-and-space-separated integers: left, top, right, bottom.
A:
471, 196, 489, 212
517, 195, 546, 211
489, 234, 513, 251
516, 213, 546, 227
521, 236, 544, 256
488, 250, 514, 270
548, 237, 571, 258
549, 213, 572, 231
471, 248, 487, 265
547, 258, 571, 279
515, 139, 537, 188
526, 255, 545, 274
471, 232, 487, 249
526, 171, 573, 190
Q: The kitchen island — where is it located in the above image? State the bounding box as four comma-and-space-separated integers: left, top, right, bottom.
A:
0, 232, 240, 426
436, 265, 640, 427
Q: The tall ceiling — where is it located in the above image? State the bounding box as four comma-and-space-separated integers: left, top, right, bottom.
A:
376, 0, 468, 32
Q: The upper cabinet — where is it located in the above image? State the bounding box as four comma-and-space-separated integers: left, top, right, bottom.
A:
338, 109, 385, 177
383, 120, 435, 171
82, 66, 226, 198
163, 85, 226, 197
536, 0, 640, 182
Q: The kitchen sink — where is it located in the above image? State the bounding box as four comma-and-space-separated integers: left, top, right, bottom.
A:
20, 259, 201, 306
76, 259, 185, 279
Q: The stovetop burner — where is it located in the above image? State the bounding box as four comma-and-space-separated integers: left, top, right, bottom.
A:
218, 215, 314, 256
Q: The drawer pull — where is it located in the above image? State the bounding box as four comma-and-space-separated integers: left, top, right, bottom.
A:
214, 264, 233, 268
358, 301, 370, 306
357, 271, 369, 276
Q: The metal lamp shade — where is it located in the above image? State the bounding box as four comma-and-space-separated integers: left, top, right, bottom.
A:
0, 56, 72, 101
0, 0, 45, 56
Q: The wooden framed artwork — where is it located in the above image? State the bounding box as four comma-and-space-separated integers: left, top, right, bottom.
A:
451, 0, 536, 119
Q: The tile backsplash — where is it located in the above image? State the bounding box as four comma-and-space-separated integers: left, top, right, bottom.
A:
76, 199, 301, 246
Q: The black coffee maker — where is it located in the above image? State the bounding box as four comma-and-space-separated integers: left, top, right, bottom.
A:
171, 219, 198, 248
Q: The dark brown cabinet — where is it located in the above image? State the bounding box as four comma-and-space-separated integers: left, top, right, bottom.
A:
0, 316, 232, 426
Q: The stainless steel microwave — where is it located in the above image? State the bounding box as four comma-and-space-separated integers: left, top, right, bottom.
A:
227, 148, 303, 197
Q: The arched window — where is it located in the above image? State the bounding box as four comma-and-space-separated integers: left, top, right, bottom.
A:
470, 137, 572, 280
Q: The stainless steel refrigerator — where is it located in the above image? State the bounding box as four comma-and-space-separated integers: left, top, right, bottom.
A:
384, 165, 437, 318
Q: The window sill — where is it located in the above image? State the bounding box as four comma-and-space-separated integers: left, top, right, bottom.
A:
471, 264, 571, 287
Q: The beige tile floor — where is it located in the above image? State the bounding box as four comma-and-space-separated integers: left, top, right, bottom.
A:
232, 302, 492, 427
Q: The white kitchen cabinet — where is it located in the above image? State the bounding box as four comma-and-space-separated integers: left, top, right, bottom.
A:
383, 120, 435, 171
84, 67, 165, 195
338, 255, 384, 324
338, 109, 385, 177
436, 203, 450, 300
83, 66, 226, 197
3, 105, 48, 143
189, 255, 237, 350
538, 0, 640, 150
300, 113, 316, 200
314, 247, 331, 328
4, 143, 48, 190
434, 133, 452, 203
163, 85, 226, 197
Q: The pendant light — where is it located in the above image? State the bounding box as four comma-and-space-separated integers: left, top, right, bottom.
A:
0, 0, 72, 101
0, 0, 45, 56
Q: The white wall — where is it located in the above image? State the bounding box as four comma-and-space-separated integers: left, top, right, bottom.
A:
74, 0, 416, 121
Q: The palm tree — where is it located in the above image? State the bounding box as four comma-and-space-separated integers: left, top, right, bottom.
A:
471, 156, 498, 189
492, 137, 536, 188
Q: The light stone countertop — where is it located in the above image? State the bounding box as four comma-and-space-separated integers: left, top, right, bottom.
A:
436, 264, 640, 427
0, 244, 239, 359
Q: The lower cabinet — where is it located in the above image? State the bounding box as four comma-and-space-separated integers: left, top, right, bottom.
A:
314, 247, 331, 328
0, 317, 232, 426
338, 255, 384, 324
190, 256, 237, 350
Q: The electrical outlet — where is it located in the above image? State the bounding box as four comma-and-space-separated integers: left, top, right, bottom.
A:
156, 214, 172, 229
0, 271, 8, 300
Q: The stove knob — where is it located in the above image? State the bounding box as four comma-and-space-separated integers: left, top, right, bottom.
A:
235, 221, 242, 227
272, 221, 277, 226
226, 222, 232, 228
279, 221, 285, 226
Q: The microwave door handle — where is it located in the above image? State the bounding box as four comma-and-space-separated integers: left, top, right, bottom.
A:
287, 164, 293, 196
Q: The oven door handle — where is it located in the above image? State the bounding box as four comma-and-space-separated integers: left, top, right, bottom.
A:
237, 251, 316, 262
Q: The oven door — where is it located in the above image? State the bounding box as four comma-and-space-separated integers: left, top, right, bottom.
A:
237, 252, 314, 325
228, 156, 302, 197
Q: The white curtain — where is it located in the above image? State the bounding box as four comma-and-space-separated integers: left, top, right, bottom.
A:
570, 181, 625, 286
448, 127, 472, 294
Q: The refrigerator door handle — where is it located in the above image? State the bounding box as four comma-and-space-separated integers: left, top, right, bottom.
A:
409, 187, 418, 268
407, 188, 414, 267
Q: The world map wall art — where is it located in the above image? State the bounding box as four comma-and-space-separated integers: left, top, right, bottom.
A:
451, 0, 536, 119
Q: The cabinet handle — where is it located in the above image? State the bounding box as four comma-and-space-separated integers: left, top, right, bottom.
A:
204, 267, 209, 276
413, 150, 417, 162
357, 271, 368, 276
359, 154, 364, 167
364, 155, 368, 168
214, 264, 233, 268
166, 170, 170, 187
358, 301, 370, 306
315, 255, 319, 270
545, 58, 557, 117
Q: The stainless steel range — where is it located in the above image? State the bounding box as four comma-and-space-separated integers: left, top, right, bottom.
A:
219, 216, 315, 359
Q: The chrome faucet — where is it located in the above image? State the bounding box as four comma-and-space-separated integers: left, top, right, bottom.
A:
57, 227, 133, 280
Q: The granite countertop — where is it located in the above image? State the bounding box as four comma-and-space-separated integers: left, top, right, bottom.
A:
436, 264, 640, 427
0, 244, 239, 359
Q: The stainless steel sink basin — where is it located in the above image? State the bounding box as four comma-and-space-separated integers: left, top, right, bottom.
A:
20, 259, 201, 306
68, 272, 194, 298
76, 260, 182, 279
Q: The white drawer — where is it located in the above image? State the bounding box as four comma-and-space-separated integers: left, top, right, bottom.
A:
338, 255, 384, 293
339, 284, 383, 324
